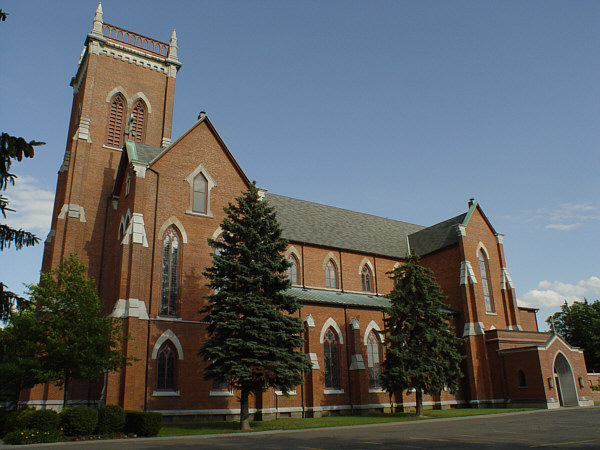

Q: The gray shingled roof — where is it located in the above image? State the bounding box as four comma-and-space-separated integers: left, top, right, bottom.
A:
408, 213, 466, 256
288, 286, 390, 308
133, 142, 164, 164
265, 193, 425, 259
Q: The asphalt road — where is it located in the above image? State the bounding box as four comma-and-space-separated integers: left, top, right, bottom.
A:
5, 407, 600, 449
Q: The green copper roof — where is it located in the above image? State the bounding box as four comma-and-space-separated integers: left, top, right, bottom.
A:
288, 286, 390, 308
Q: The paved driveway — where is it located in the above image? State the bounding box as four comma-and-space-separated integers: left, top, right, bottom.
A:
5, 407, 600, 449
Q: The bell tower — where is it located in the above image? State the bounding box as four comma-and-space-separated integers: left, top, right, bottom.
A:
42, 3, 181, 283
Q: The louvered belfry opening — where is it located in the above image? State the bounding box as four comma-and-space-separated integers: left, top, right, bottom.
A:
131, 99, 146, 143
106, 94, 126, 147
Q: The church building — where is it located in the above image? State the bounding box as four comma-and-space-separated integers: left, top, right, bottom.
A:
23, 5, 596, 419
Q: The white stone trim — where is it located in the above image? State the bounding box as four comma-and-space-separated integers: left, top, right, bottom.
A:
45, 229, 55, 244
184, 164, 216, 218
306, 353, 319, 370
106, 87, 130, 106
59, 150, 70, 172
501, 267, 514, 290
496, 233, 504, 244
323, 389, 345, 394
152, 390, 180, 397
285, 245, 302, 265
131, 161, 146, 178
131, 91, 152, 113
209, 390, 234, 397
358, 257, 374, 275
349, 354, 365, 370
211, 226, 223, 241
158, 217, 188, 243
476, 242, 490, 259
161, 137, 172, 148
350, 317, 360, 330
75, 117, 92, 142
320, 317, 344, 344
460, 261, 478, 285
364, 320, 383, 345
457, 224, 467, 236
274, 389, 296, 396
110, 298, 149, 320
507, 324, 523, 331
322, 252, 340, 271
152, 329, 184, 360
462, 322, 485, 336
121, 212, 148, 247
304, 314, 315, 328
57, 204, 86, 222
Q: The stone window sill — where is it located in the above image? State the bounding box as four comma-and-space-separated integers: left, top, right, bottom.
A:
323, 389, 345, 394
209, 390, 234, 397
152, 390, 180, 397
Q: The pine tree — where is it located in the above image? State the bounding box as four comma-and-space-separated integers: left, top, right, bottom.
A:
381, 254, 463, 416
200, 182, 311, 430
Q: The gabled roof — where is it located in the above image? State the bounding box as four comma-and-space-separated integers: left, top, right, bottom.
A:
129, 142, 163, 164
408, 213, 466, 257
265, 193, 425, 259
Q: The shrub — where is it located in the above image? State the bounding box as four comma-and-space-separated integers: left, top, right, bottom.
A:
60, 406, 98, 436
2, 408, 35, 437
25, 409, 60, 432
97, 405, 125, 433
3, 428, 61, 445
124, 411, 162, 437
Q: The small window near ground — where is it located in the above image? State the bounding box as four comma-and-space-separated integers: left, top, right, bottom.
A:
518, 370, 527, 388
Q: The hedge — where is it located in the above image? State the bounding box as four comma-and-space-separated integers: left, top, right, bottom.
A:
60, 406, 98, 436
124, 411, 162, 437
96, 405, 125, 434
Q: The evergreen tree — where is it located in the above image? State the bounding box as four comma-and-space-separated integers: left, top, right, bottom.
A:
547, 299, 600, 373
0, 132, 45, 320
26, 254, 132, 407
200, 183, 310, 430
381, 254, 463, 416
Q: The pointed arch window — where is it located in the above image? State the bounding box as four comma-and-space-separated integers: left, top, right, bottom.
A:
106, 94, 126, 148
518, 370, 527, 388
367, 331, 382, 389
131, 99, 147, 143
156, 342, 176, 390
323, 328, 340, 388
287, 254, 299, 285
478, 249, 495, 313
361, 265, 373, 292
325, 260, 337, 289
160, 227, 180, 316
193, 173, 208, 214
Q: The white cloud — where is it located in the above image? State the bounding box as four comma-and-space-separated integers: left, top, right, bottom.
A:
512, 201, 600, 231
1, 175, 54, 233
545, 223, 582, 231
518, 276, 600, 308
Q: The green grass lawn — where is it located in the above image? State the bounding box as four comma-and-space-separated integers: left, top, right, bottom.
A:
158, 408, 536, 437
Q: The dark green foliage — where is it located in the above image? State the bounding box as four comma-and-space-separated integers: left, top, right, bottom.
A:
381, 254, 463, 416
96, 405, 125, 433
1, 408, 35, 437
24, 409, 60, 432
200, 183, 310, 430
0, 132, 44, 320
26, 254, 132, 407
60, 405, 98, 436
0, 310, 47, 404
2, 428, 61, 445
124, 411, 162, 436
547, 299, 600, 373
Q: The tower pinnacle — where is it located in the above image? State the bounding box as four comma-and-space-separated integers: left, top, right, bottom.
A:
92, 2, 103, 36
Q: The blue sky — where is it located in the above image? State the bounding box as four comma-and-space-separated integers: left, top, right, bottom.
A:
1, 1, 598, 329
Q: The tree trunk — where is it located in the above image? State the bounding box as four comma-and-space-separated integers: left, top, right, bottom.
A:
63, 375, 69, 409
389, 392, 394, 414
240, 388, 251, 431
415, 389, 423, 417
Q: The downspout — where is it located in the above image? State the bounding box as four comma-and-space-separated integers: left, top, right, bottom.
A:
143, 166, 160, 411
301, 243, 306, 289
344, 306, 354, 415
339, 249, 344, 292
298, 308, 305, 418
373, 255, 378, 296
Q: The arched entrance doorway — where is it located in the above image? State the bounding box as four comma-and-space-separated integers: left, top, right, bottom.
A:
553, 353, 578, 407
